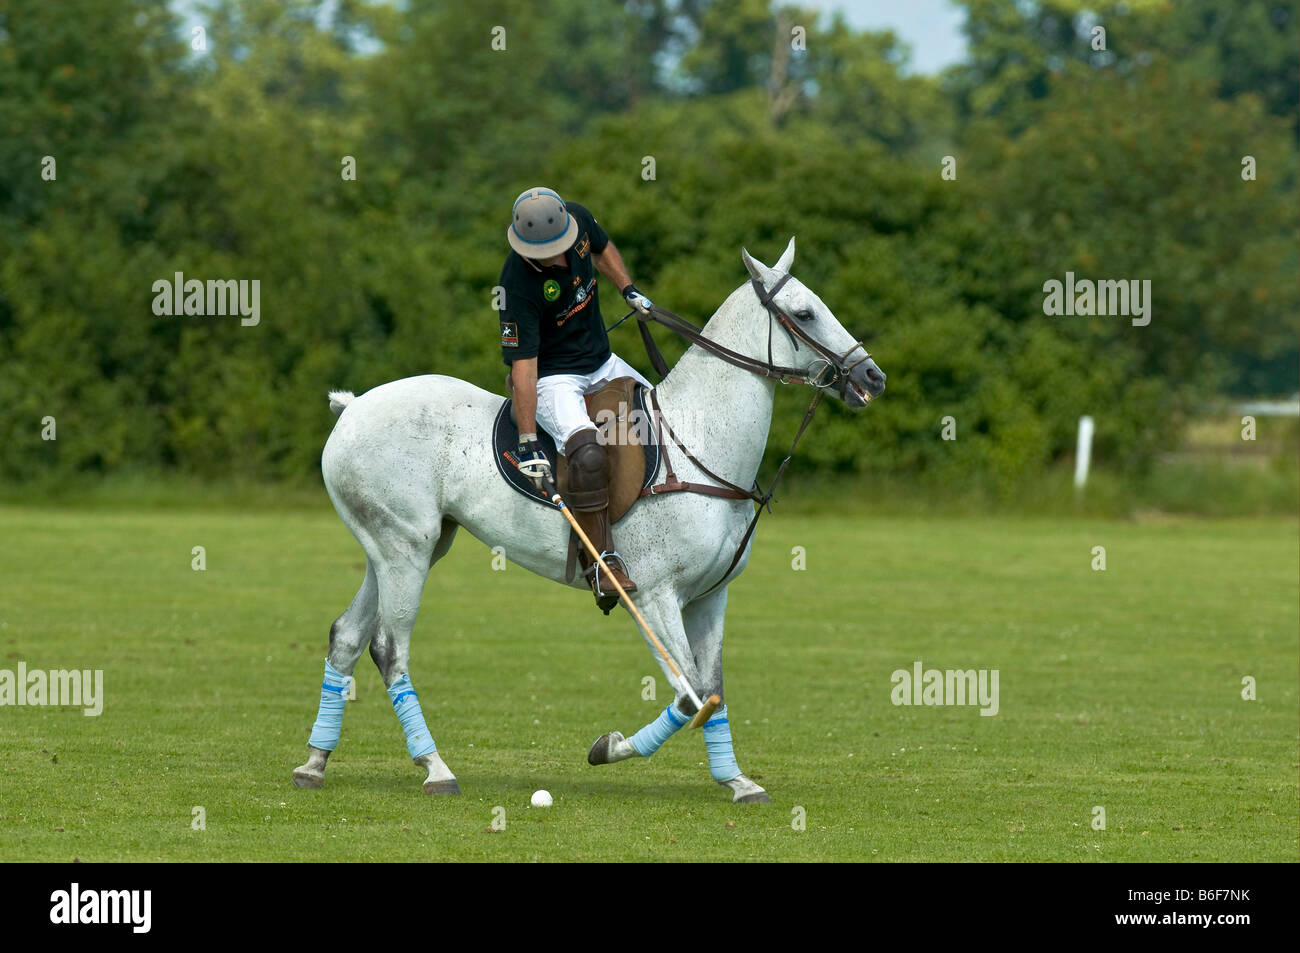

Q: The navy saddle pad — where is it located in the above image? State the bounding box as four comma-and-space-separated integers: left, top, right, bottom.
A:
492, 383, 661, 511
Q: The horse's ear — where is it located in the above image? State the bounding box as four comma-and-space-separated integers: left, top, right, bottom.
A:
774, 236, 796, 274
741, 247, 773, 286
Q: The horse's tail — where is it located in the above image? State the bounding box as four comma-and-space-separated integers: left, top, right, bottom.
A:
328, 390, 355, 415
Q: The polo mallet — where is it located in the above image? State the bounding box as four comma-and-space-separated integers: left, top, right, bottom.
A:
506, 453, 720, 728
547, 478, 721, 729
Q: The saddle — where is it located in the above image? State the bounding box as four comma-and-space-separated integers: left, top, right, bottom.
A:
492, 375, 661, 524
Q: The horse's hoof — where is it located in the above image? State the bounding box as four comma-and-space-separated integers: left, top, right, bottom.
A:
719, 774, 770, 804
416, 752, 459, 795
294, 746, 329, 788
588, 732, 615, 765
588, 731, 636, 765
292, 768, 324, 789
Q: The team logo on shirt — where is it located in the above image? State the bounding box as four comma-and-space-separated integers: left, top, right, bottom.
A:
575, 234, 591, 258
501, 321, 518, 347
555, 277, 595, 327
543, 279, 561, 302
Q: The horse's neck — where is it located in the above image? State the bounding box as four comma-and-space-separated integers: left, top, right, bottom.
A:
653, 286, 788, 490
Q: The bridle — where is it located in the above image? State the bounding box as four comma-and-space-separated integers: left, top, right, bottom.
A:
634, 272, 874, 396
753, 272, 874, 392
627, 273, 878, 596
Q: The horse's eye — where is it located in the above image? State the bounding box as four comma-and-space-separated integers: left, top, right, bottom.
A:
795, 309, 814, 322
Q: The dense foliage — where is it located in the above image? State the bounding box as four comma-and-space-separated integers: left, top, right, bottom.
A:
1, 0, 1295, 490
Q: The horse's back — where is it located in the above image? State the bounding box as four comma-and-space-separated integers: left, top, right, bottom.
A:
345, 373, 500, 413
322, 374, 503, 485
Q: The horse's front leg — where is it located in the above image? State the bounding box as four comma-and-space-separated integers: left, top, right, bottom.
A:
587, 587, 708, 768
682, 586, 770, 804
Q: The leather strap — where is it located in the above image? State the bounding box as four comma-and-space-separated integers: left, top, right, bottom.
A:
637, 305, 807, 383
635, 272, 870, 389
638, 315, 671, 378
634, 388, 824, 597
624, 275, 856, 596
565, 531, 578, 582
694, 389, 823, 597
639, 390, 758, 503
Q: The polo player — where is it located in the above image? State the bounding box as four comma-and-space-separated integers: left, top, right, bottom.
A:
499, 186, 654, 604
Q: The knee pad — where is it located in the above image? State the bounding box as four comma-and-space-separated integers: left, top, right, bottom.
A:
565, 428, 609, 508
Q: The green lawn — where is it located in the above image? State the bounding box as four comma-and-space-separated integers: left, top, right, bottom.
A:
0, 504, 1295, 861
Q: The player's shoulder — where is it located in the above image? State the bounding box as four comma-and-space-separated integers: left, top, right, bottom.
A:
499, 253, 544, 310
499, 251, 533, 285
566, 201, 598, 227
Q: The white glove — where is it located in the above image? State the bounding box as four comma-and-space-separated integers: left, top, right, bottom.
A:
515, 434, 553, 493
622, 283, 654, 315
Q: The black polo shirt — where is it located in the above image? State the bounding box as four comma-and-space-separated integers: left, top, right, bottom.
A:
498, 202, 612, 377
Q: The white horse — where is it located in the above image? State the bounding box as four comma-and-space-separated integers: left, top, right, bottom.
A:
292, 238, 886, 803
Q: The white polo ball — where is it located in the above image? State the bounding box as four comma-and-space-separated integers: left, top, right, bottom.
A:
530, 789, 553, 808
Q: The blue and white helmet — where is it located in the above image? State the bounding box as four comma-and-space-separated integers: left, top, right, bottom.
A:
507, 187, 578, 259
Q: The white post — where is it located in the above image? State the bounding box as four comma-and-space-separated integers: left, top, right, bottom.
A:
1074, 415, 1094, 490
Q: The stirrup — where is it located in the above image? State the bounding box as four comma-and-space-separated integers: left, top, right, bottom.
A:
594, 551, 632, 592
586, 551, 631, 615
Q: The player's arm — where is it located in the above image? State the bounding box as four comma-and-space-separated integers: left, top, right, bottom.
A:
510, 357, 539, 436
594, 240, 633, 290
509, 356, 551, 491
595, 241, 654, 315
502, 294, 551, 490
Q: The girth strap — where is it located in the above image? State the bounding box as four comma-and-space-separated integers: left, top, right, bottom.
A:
637, 388, 824, 597
627, 273, 853, 595
695, 389, 822, 596
640, 389, 759, 503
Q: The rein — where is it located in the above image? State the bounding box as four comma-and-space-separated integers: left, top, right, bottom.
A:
636, 274, 872, 388
632, 275, 868, 596
639, 388, 823, 596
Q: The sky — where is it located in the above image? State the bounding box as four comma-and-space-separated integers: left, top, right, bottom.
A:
168, 0, 974, 76
827, 0, 970, 74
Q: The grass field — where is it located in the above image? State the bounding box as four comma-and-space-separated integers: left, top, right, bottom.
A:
0, 502, 1295, 861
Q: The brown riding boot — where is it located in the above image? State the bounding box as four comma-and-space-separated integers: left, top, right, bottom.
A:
564, 428, 638, 611
573, 505, 638, 604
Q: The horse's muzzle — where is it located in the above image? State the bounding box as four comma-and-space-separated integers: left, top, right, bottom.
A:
843, 357, 886, 408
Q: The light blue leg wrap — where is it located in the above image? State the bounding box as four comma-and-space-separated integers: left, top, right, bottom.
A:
307, 659, 350, 751
629, 702, 689, 757
388, 673, 437, 760
703, 705, 740, 781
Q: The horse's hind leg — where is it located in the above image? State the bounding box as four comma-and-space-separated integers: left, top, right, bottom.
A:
293, 561, 379, 788
368, 518, 460, 795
